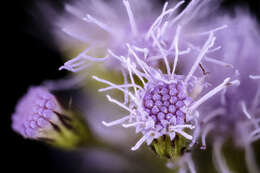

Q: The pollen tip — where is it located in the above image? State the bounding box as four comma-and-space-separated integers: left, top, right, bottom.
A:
102, 121, 108, 126
59, 66, 65, 71
131, 146, 138, 151
106, 95, 111, 100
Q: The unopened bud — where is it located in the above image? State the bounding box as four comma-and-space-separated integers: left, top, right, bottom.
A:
12, 87, 89, 149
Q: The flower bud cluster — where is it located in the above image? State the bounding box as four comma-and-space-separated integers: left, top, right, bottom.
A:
12, 87, 60, 138
143, 82, 192, 130
12, 87, 89, 149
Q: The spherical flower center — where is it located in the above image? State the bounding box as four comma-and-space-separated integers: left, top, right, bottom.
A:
143, 82, 191, 128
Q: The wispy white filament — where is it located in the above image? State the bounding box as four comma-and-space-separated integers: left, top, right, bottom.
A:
204, 57, 233, 68
202, 108, 226, 123
201, 124, 214, 149
121, 68, 129, 104
151, 32, 171, 75
213, 138, 233, 173
189, 78, 231, 112
169, 0, 199, 26
126, 44, 149, 80
83, 14, 114, 34
62, 27, 90, 43
102, 116, 130, 127
173, 129, 193, 140
98, 84, 141, 92
106, 95, 135, 114
146, 0, 185, 39
189, 117, 200, 148
207, 46, 222, 53
185, 32, 216, 83
122, 0, 138, 36
170, 124, 195, 129
122, 122, 144, 128
241, 101, 252, 119
186, 154, 197, 173
187, 42, 233, 68
251, 84, 260, 111
196, 25, 228, 36
171, 25, 181, 77
148, 48, 190, 61
131, 132, 151, 151
249, 75, 260, 80
59, 45, 108, 72
92, 76, 137, 103
133, 46, 149, 59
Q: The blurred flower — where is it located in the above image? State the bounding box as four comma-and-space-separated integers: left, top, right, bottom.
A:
12, 86, 90, 149
57, 0, 192, 72
195, 10, 260, 173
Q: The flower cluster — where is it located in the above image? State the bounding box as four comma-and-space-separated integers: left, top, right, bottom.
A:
12, 87, 89, 149
12, 87, 61, 139
55, 0, 260, 171
59, 0, 239, 153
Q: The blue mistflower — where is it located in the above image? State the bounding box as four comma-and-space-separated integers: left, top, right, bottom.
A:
48, 0, 259, 172
58, 0, 238, 151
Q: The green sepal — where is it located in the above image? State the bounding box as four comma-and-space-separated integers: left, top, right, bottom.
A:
150, 134, 190, 161
38, 110, 90, 150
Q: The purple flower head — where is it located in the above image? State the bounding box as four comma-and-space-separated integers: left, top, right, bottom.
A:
90, 8, 240, 151
12, 87, 61, 139
55, 0, 241, 152
48, 0, 260, 171
143, 81, 190, 127
93, 52, 238, 152
84, 0, 238, 152
12, 86, 90, 149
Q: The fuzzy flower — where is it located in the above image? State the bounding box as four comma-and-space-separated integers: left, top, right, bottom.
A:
192, 10, 260, 173
92, 40, 238, 152
12, 86, 89, 149
58, 0, 237, 146
52, 0, 259, 172
58, 0, 221, 72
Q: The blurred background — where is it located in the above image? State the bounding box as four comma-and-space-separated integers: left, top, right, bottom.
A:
5, 0, 260, 173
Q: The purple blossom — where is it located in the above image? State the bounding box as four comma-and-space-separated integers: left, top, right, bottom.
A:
53, 0, 240, 162
57, 0, 194, 72
193, 10, 260, 173
11, 85, 90, 149
47, 0, 260, 172
87, 0, 239, 153
12, 87, 61, 139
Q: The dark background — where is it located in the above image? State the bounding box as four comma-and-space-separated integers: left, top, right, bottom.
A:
5, 0, 260, 173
